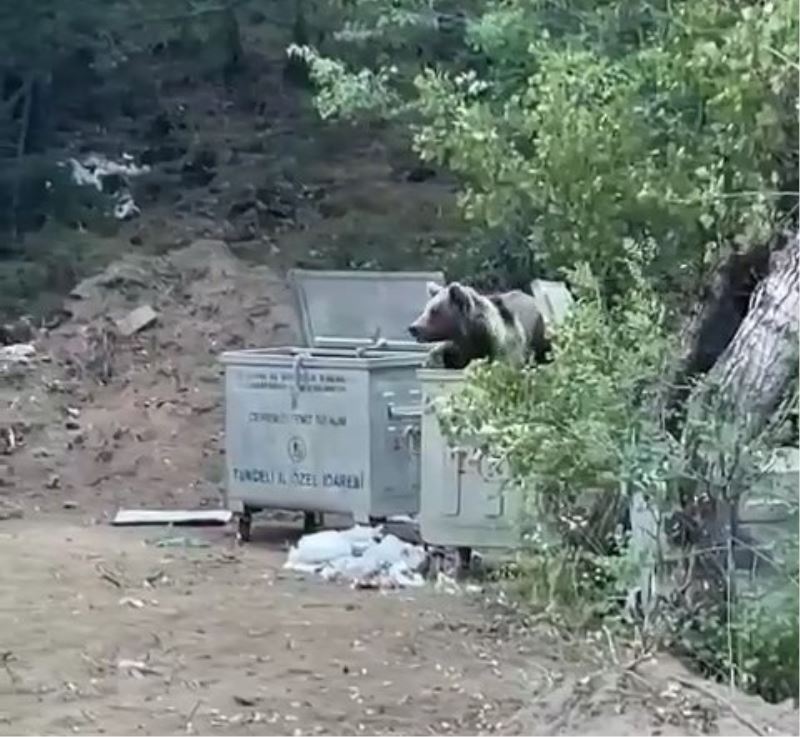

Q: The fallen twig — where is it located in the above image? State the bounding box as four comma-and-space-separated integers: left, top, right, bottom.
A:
672, 676, 766, 736
117, 659, 162, 677
602, 625, 620, 666
185, 699, 203, 734
622, 650, 655, 672
96, 563, 124, 589
1, 651, 19, 685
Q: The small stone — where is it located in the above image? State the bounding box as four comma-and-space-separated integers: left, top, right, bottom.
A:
233, 695, 259, 707
116, 305, 158, 337
119, 597, 145, 609
0, 502, 23, 520
45, 474, 61, 489
63, 500, 78, 510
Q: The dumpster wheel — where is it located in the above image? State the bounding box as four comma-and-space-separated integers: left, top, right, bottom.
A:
303, 511, 323, 533
456, 547, 472, 576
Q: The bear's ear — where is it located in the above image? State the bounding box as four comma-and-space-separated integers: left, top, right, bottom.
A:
447, 282, 470, 310
426, 281, 442, 297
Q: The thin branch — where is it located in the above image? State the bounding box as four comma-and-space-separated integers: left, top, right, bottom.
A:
0, 86, 26, 120
672, 676, 767, 736
126, 0, 253, 29
10, 75, 33, 240
664, 191, 800, 205
766, 45, 800, 71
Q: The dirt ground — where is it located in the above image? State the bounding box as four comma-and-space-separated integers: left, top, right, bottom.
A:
1, 242, 797, 736
0, 516, 796, 737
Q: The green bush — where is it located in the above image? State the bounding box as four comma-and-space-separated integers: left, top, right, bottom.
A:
435, 256, 672, 547
292, 0, 798, 302
736, 583, 799, 703
674, 575, 799, 704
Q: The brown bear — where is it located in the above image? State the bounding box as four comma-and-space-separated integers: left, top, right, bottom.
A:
408, 281, 550, 370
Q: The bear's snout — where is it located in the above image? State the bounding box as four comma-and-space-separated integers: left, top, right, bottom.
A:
408, 324, 421, 339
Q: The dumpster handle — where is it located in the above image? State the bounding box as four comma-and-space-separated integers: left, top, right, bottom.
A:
292, 353, 304, 383
402, 425, 422, 455
387, 404, 422, 421
290, 352, 311, 408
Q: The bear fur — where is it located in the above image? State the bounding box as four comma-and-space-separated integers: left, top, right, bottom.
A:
408, 281, 550, 370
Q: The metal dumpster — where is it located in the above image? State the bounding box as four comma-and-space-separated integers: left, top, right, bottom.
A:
630, 446, 800, 611
221, 269, 443, 540
418, 280, 574, 560
419, 368, 522, 555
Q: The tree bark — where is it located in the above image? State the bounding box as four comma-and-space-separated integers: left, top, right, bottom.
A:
630, 227, 796, 617
10, 75, 33, 240
684, 230, 799, 443
663, 243, 771, 434
662, 230, 799, 602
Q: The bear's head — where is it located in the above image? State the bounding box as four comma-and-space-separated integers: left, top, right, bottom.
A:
408, 281, 473, 343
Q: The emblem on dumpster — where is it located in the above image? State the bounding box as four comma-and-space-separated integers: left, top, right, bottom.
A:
287, 436, 307, 463
477, 454, 505, 483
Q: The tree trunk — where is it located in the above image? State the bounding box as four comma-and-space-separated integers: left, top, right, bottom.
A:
220, 5, 244, 86
684, 230, 799, 443
660, 230, 799, 606
637, 232, 798, 609
663, 242, 771, 434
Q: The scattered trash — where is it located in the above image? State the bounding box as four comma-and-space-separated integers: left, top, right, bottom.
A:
434, 571, 461, 595
96, 564, 124, 589
0, 343, 35, 364
150, 535, 211, 549
143, 570, 168, 587
116, 659, 162, 677
116, 305, 159, 337
233, 695, 261, 707
0, 317, 34, 346
381, 515, 422, 545
118, 596, 146, 609
65, 153, 150, 221
284, 526, 427, 589
0, 503, 23, 521
386, 514, 417, 524
0, 427, 17, 455
286, 526, 379, 570
111, 508, 232, 526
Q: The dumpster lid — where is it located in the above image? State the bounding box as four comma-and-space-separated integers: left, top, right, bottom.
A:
529, 279, 574, 332
289, 269, 445, 350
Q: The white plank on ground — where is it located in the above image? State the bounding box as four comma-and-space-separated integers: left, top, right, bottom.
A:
111, 508, 233, 526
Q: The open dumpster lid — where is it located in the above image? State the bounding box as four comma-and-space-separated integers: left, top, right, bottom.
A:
289, 269, 445, 351
529, 279, 574, 331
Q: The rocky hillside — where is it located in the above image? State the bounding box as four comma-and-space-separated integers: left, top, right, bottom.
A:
1, 239, 298, 517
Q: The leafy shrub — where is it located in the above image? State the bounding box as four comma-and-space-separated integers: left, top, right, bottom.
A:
292, 0, 798, 302
435, 255, 672, 550
672, 571, 799, 704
